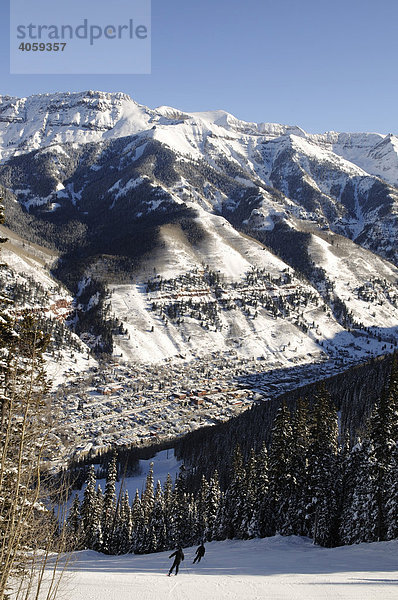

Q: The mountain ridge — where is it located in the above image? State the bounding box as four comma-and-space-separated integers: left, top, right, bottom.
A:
0, 90, 397, 365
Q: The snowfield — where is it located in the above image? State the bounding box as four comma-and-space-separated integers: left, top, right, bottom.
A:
39, 536, 398, 600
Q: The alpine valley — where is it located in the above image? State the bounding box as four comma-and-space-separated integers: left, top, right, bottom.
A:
0, 90, 398, 458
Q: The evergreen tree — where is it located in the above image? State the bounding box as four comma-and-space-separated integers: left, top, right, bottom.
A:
142, 463, 155, 523
386, 443, 398, 540
223, 446, 247, 539
196, 475, 209, 541
115, 491, 132, 554
389, 353, 398, 441
240, 450, 258, 538
101, 455, 118, 554
252, 442, 273, 538
212, 492, 227, 541
269, 402, 293, 533
131, 489, 145, 554
367, 381, 397, 540
93, 484, 104, 551
186, 494, 198, 547
346, 439, 379, 543
67, 494, 83, 549
304, 387, 339, 547
163, 473, 175, 549
339, 435, 359, 545
173, 465, 191, 546
148, 481, 167, 552
81, 465, 99, 549
205, 470, 221, 541
283, 399, 310, 536
139, 462, 155, 552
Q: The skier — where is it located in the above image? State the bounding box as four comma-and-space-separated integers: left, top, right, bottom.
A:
193, 542, 205, 564
168, 546, 184, 576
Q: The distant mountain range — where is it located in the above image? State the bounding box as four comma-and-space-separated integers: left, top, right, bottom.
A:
0, 90, 397, 365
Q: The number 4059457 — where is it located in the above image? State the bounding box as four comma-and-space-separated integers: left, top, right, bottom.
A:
18, 42, 67, 51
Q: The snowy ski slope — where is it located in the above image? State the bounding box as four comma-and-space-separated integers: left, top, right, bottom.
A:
29, 536, 398, 600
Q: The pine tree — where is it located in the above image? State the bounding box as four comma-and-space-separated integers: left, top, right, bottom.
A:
252, 442, 273, 538
240, 450, 258, 538
131, 489, 145, 553
81, 465, 98, 549
346, 439, 379, 543
114, 490, 132, 554
148, 481, 167, 552
163, 473, 175, 549
142, 462, 155, 523
269, 402, 293, 533
367, 374, 397, 540
304, 387, 339, 547
212, 492, 227, 541
386, 443, 398, 540
173, 465, 191, 546
205, 470, 221, 541
186, 494, 198, 547
389, 353, 398, 441
196, 475, 209, 541
283, 399, 310, 536
93, 485, 104, 551
223, 446, 247, 539
339, 435, 359, 545
101, 455, 118, 554
138, 462, 155, 553
67, 494, 83, 549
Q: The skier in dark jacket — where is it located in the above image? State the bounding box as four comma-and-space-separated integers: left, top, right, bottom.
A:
193, 542, 205, 564
168, 546, 184, 576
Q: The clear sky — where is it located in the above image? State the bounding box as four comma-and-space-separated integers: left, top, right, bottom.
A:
1, 0, 398, 134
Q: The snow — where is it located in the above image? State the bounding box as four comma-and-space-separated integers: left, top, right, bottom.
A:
108, 202, 398, 366
0, 91, 149, 160
311, 131, 398, 187
0, 91, 396, 196
112, 277, 318, 365
290, 134, 370, 178
0, 230, 96, 387
27, 536, 398, 600
39, 144, 70, 157
151, 121, 205, 159
1, 89, 397, 374
309, 233, 398, 331
108, 176, 146, 208
234, 176, 256, 187
110, 207, 333, 365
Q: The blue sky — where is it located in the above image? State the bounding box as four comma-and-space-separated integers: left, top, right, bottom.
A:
2, 0, 398, 133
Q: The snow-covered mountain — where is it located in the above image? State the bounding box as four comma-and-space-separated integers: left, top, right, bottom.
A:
1, 90, 397, 262
0, 90, 397, 365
